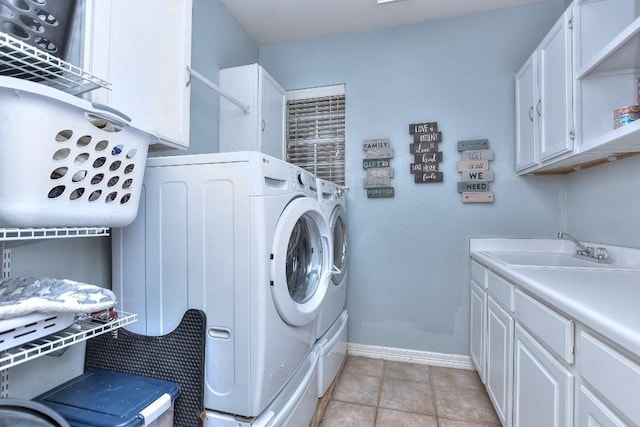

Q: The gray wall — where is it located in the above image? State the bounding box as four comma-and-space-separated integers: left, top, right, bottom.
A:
260, 2, 568, 354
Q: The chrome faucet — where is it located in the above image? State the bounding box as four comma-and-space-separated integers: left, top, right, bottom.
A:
557, 232, 589, 255
557, 232, 610, 262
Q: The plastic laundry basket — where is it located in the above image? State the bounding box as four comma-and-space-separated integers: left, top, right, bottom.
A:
0, 76, 157, 227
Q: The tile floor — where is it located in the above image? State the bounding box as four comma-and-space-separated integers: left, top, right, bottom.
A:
319, 356, 500, 427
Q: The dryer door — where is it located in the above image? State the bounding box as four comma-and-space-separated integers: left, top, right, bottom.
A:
330, 204, 348, 286
271, 197, 331, 327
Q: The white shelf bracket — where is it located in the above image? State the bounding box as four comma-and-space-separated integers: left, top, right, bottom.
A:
186, 66, 251, 115
2, 247, 9, 279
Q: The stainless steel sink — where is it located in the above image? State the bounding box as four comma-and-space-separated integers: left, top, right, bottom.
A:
481, 251, 639, 270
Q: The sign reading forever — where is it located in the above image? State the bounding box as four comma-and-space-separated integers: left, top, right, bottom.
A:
409, 121, 444, 184
367, 187, 394, 198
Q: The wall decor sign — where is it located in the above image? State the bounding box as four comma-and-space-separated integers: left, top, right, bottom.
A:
457, 139, 494, 203
363, 138, 394, 198
409, 121, 444, 184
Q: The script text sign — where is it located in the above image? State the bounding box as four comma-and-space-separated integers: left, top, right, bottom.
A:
415, 172, 444, 183
410, 163, 439, 174
457, 160, 489, 172
409, 122, 437, 134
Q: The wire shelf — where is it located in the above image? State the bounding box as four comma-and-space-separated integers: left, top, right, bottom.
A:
0, 227, 110, 242
0, 31, 110, 95
0, 311, 137, 370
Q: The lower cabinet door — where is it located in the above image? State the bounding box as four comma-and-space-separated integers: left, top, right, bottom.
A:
513, 324, 573, 427
578, 386, 628, 427
487, 297, 514, 426
470, 280, 487, 383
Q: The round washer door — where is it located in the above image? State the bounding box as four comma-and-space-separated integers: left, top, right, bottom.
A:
330, 204, 348, 285
271, 197, 331, 326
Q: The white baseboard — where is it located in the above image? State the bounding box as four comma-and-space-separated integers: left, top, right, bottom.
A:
347, 343, 475, 370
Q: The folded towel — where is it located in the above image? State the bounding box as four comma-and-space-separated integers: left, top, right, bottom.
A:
0, 277, 116, 320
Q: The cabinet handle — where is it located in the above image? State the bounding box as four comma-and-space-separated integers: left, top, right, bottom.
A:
261, 118, 266, 132
536, 100, 542, 116
528, 106, 534, 122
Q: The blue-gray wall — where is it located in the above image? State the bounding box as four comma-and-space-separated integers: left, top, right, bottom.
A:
260, 2, 568, 354
566, 155, 640, 247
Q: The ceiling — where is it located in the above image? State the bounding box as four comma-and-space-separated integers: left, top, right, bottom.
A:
219, 0, 561, 46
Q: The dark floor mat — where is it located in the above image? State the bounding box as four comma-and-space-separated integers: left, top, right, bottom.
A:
84, 309, 206, 427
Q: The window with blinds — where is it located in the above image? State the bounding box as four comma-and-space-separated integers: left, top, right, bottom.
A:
286, 84, 345, 185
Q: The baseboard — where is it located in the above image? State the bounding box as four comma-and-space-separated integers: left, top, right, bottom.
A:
347, 343, 475, 370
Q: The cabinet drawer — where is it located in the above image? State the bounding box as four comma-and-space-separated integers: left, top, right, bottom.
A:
514, 289, 574, 364
471, 260, 487, 287
579, 332, 640, 424
487, 270, 514, 311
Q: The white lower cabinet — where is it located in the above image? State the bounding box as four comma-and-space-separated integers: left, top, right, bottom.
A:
513, 324, 573, 427
471, 256, 640, 426
486, 296, 514, 426
578, 386, 628, 427
579, 332, 640, 425
470, 280, 487, 383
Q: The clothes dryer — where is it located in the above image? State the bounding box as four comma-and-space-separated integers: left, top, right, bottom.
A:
111, 152, 332, 419
314, 178, 349, 340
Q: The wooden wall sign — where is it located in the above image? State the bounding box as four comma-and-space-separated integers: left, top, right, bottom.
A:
367, 187, 394, 198
409, 121, 444, 184
457, 139, 494, 203
363, 138, 394, 198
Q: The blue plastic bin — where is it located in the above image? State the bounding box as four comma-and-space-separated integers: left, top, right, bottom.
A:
33, 370, 180, 427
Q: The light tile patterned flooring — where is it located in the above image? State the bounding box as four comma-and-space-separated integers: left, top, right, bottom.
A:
319, 356, 500, 427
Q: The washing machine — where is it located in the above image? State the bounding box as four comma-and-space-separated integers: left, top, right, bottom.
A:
314, 178, 349, 397
314, 178, 349, 340
111, 152, 332, 419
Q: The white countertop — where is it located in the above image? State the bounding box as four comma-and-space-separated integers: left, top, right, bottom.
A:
470, 238, 640, 358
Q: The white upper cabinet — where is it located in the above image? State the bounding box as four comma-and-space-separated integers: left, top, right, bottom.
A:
537, 10, 574, 162
83, 0, 193, 150
515, 55, 538, 171
515, 0, 640, 174
219, 64, 286, 160
515, 6, 574, 175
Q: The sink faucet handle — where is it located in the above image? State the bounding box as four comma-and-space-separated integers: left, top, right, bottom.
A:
595, 247, 609, 260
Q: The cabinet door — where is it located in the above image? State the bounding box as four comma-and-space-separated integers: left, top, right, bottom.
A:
513, 324, 573, 427
578, 386, 628, 427
259, 71, 286, 160
515, 53, 538, 172
487, 297, 514, 427
470, 280, 487, 383
537, 8, 573, 161
84, 0, 192, 149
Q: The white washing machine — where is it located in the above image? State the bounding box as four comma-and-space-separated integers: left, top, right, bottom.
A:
314, 178, 349, 397
314, 178, 349, 340
111, 152, 332, 419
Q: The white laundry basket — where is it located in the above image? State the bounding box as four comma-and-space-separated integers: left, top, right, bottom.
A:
0, 76, 157, 227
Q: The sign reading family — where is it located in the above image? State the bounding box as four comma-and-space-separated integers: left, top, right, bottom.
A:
363, 138, 394, 198
409, 121, 444, 183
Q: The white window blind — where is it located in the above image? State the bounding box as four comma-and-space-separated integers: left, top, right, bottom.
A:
286, 84, 345, 185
